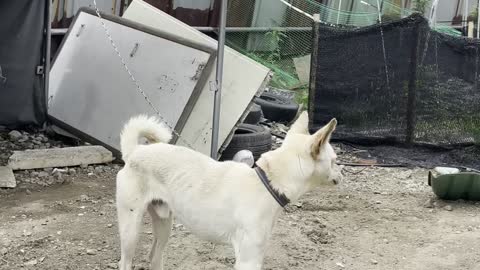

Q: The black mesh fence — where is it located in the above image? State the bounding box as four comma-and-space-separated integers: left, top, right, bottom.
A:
309, 14, 480, 147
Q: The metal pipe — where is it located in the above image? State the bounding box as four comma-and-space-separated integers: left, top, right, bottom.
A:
464, 0, 469, 29
336, 0, 342, 25
429, 0, 439, 27
375, 0, 382, 23
45, 0, 52, 110
50, 26, 312, 35
278, 0, 314, 20
477, 0, 480, 38
210, 0, 227, 159
196, 26, 312, 32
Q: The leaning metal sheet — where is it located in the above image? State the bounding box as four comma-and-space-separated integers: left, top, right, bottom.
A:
123, 0, 271, 157
48, 9, 215, 155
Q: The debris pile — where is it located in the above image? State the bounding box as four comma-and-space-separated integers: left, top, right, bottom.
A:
0, 130, 116, 189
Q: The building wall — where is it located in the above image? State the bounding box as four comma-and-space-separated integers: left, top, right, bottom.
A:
436, 0, 476, 26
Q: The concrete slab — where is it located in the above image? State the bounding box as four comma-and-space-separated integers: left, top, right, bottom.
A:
0, 166, 16, 188
8, 146, 114, 170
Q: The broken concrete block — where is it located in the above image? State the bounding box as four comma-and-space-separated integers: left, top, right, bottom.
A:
0, 166, 16, 188
8, 146, 114, 170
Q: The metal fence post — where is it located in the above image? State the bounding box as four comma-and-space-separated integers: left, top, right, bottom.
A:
45, 0, 52, 114
406, 21, 421, 145
211, 0, 228, 159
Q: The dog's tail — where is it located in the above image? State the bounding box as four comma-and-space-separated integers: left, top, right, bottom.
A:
120, 115, 172, 161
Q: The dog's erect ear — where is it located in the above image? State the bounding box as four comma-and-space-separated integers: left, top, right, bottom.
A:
288, 111, 309, 135
310, 118, 337, 158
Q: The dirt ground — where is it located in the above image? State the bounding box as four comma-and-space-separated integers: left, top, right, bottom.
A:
1, 143, 480, 270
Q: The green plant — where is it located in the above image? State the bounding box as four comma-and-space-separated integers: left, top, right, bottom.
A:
469, 5, 478, 22
294, 86, 309, 110
381, 11, 401, 22
413, 0, 431, 14
264, 30, 288, 64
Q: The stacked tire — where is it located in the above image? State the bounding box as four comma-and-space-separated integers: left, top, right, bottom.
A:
243, 103, 263, 125
221, 124, 271, 161
253, 92, 299, 124
221, 91, 299, 161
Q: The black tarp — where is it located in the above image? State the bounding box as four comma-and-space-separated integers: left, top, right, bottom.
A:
309, 14, 480, 147
0, 0, 47, 127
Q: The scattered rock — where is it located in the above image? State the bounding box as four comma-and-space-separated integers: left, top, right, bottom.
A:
52, 168, 68, 174
423, 198, 434, 208
336, 262, 345, 268
371, 259, 378, 265
32, 140, 42, 145
1, 247, 7, 255
38, 171, 49, 178
24, 259, 38, 266
8, 130, 22, 141
444, 205, 453, 211
94, 166, 104, 174
294, 202, 303, 208
86, 248, 97, 255
107, 263, 118, 269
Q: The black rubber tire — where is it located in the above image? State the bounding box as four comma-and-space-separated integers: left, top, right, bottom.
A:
243, 104, 263, 125
254, 92, 299, 123
221, 124, 272, 161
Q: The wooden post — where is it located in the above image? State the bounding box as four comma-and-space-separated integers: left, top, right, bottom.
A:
405, 23, 421, 145
308, 14, 321, 132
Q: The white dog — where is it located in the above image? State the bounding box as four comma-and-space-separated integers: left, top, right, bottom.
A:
116, 111, 341, 270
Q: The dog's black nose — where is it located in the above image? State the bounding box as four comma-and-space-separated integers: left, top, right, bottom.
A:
333, 179, 338, 185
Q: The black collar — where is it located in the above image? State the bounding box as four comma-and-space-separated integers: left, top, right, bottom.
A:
254, 165, 290, 208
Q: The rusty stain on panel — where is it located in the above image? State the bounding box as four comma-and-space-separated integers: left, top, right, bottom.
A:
191, 63, 206, 81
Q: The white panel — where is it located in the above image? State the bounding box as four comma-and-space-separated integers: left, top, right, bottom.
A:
49, 11, 212, 152
123, 0, 271, 156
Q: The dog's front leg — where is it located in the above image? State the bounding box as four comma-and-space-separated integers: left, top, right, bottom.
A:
232, 233, 267, 270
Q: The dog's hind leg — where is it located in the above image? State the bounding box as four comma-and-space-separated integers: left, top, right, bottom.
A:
116, 171, 146, 270
117, 199, 144, 270
148, 201, 172, 270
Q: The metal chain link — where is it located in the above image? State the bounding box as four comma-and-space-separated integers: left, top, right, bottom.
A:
91, 0, 195, 149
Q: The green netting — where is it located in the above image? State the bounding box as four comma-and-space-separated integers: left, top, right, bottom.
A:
434, 25, 462, 37
225, 0, 460, 90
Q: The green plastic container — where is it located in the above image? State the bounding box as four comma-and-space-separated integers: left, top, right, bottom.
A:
428, 171, 480, 201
